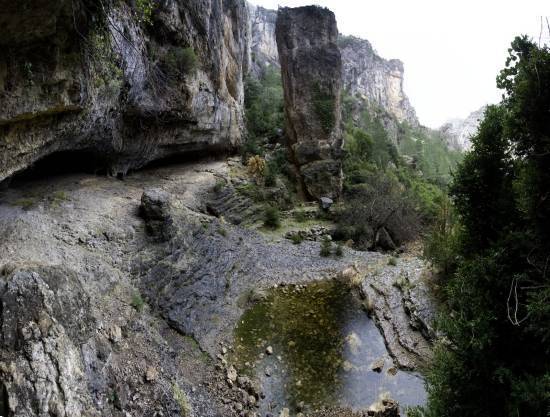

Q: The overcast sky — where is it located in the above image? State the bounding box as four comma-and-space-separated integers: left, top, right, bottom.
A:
251, 0, 549, 128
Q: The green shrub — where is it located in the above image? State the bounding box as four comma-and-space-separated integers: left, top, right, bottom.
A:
264, 167, 277, 187
164, 47, 198, 79
131, 292, 145, 312
263, 206, 281, 229
217, 228, 227, 237
320, 237, 332, 257
172, 383, 191, 416
13, 198, 35, 209
312, 82, 335, 133
135, 0, 156, 25
290, 234, 304, 245
293, 210, 309, 223
213, 180, 225, 193
335, 244, 343, 257
387, 256, 397, 266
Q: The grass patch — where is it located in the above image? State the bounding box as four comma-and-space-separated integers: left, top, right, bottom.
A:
13, 198, 35, 209
172, 383, 191, 416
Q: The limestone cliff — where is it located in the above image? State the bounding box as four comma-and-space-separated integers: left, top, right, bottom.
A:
247, 4, 278, 76
439, 106, 486, 151
339, 35, 419, 127
276, 6, 343, 199
0, 0, 250, 183
248, 7, 418, 128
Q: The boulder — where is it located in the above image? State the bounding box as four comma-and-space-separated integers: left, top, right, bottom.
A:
140, 189, 174, 241
319, 197, 334, 210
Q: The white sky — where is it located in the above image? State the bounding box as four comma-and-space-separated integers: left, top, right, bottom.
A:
251, 0, 549, 127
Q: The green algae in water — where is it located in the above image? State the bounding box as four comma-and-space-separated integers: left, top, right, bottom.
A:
233, 280, 357, 408
232, 280, 427, 414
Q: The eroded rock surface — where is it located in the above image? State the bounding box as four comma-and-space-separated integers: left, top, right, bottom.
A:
0, 158, 434, 416
0, 0, 249, 182
276, 6, 344, 199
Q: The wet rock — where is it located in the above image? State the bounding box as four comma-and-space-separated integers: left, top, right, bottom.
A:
371, 358, 385, 373
367, 397, 400, 417
265, 346, 273, 355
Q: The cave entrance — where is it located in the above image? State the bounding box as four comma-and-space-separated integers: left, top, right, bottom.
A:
8, 149, 109, 187
0, 382, 8, 417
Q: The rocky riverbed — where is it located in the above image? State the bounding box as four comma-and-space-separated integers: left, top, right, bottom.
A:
0, 158, 435, 417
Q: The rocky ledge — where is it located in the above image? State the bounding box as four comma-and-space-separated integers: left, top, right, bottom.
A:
0, 158, 433, 416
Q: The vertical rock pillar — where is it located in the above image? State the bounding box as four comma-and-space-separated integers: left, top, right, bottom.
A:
276, 6, 343, 199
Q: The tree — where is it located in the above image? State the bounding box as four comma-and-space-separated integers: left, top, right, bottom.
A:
423, 37, 550, 417
338, 174, 420, 249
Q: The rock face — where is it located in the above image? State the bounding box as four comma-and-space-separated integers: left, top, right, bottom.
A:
339, 36, 419, 127
249, 9, 418, 129
275, 6, 344, 199
247, 4, 278, 76
0, 0, 250, 183
439, 105, 486, 151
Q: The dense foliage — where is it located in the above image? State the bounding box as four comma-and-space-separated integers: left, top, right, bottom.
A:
422, 36, 550, 417
243, 67, 285, 157
337, 94, 459, 248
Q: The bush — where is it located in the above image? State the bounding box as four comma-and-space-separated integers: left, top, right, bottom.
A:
338, 174, 420, 250
163, 47, 198, 79
312, 81, 335, 133
263, 207, 281, 229
293, 210, 309, 223
387, 257, 397, 266
335, 244, 343, 257
131, 292, 145, 312
290, 234, 304, 245
213, 180, 225, 193
247, 155, 266, 181
320, 237, 332, 257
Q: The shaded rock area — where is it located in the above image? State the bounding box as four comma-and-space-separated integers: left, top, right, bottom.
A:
0, 0, 249, 183
0, 158, 433, 416
276, 6, 344, 200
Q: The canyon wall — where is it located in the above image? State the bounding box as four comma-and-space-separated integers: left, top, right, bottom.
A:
339, 36, 419, 127
0, 0, 250, 183
439, 106, 486, 151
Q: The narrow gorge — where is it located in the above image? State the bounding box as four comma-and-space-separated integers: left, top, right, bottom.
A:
0, 2, 464, 417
